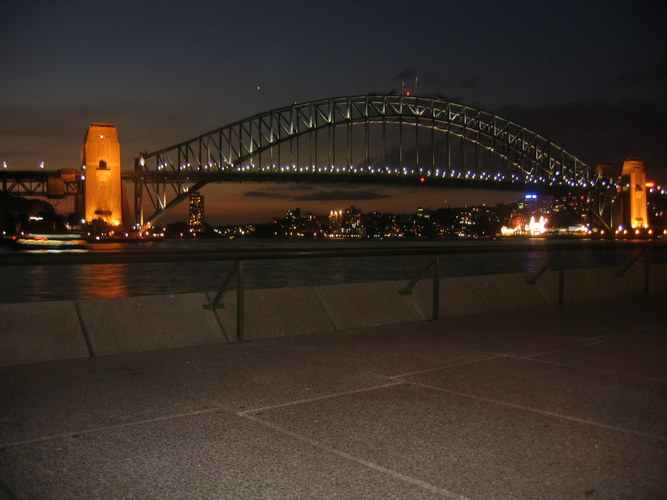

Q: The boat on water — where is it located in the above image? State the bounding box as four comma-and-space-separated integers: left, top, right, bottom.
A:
13, 233, 88, 250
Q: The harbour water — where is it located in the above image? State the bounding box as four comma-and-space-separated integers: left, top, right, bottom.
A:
0, 238, 660, 303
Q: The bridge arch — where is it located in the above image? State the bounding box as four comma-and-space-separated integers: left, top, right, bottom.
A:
134, 95, 606, 225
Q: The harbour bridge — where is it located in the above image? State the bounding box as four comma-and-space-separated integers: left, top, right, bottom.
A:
1, 94, 642, 230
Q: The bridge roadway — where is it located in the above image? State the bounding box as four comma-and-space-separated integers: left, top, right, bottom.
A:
2, 168, 587, 196
1, 290, 665, 498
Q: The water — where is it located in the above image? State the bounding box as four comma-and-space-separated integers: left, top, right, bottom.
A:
0, 238, 659, 303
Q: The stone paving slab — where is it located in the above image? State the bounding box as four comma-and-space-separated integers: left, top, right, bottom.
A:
134, 344, 393, 415
604, 324, 667, 347
403, 356, 667, 439
252, 322, 498, 377
0, 343, 389, 446
0, 410, 440, 500
249, 383, 667, 500
0, 353, 202, 446
535, 335, 667, 380
416, 318, 597, 358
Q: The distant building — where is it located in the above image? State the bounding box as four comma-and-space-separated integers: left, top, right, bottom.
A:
189, 192, 204, 235
342, 206, 365, 236
329, 210, 343, 235
416, 207, 432, 219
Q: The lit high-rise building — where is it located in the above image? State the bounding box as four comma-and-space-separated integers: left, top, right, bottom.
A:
343, 206, 364, 236
329, 209, 343, 235
189, 192, 204, 235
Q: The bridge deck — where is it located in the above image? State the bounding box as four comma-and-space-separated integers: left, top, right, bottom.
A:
1, 291, 665, 499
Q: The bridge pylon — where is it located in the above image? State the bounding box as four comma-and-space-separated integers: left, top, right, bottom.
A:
81, 123, 123, 227
586, 159, 651, 234
619, 159, 649, 229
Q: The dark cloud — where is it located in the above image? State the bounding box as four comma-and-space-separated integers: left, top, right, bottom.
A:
243, 184, 316, 199
393, 68, 416, 81
243, 190, 290, 199
293, 189, 391, 201
286, 184, 316, 192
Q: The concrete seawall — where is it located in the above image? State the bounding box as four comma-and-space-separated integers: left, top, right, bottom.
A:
2, 263, 666, 367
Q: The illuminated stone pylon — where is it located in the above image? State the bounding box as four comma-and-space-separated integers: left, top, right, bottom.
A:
620, 158, 649, 228
81, 123, 123, 226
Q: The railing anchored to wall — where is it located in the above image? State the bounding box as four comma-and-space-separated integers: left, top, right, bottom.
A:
1, 241, 664, 343
525, 247, 652, 305
193, 241, 664, 343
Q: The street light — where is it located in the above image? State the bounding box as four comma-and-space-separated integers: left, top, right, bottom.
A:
39, 162, 45, 169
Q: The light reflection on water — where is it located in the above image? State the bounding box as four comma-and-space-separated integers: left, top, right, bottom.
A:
74, 264, 131, 299
0, 239, 657, 303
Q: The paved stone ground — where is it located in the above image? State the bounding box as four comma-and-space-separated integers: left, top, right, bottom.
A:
1, 292, 665, 499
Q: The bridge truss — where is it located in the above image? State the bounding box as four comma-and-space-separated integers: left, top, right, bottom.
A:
135, 95, 609, 225
1, 170, 82, 199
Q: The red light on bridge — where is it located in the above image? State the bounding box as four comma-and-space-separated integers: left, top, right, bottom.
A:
420, 177, 426, 183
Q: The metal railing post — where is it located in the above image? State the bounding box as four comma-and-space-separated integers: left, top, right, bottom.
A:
400, 255, 442, 321
237, 260, 245, 343
644, 248, 650, 294
527, 252, 561, 285
432, 255, 440, 320
527, 252, 566, 304
400, 255, 437, 295
203, 259, 246, 343
616, 248, 650, 294
205, 260, 239, 310
558, 268, 565, 305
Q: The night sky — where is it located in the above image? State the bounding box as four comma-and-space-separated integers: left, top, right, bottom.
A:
2, 0, 666, 224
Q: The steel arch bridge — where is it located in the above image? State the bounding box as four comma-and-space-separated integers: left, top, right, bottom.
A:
134, 94, 609, 226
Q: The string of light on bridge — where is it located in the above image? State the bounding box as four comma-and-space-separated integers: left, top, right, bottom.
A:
152, 159, 605, 190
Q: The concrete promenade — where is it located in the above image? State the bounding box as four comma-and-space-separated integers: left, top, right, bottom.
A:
1, 290, 666, 499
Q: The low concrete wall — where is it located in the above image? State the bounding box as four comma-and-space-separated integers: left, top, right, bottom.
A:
469, 273, 551, 310
314, 281, 421, 330
0, 301, 89, 367
78, 293, 225, 357
2, 262, 665, 366
211, 286, 335, 339
403, 276, 490, 319
397, 262, 667, 320
650, 262, 667, 290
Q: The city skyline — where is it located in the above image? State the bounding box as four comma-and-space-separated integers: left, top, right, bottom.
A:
2, 1, 666, 224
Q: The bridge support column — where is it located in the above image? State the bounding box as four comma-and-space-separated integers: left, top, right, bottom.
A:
620, 158, 648, 229
81, 123, 123, 227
